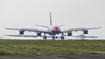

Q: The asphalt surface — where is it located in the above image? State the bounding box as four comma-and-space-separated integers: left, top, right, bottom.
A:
0, 54, 105, 59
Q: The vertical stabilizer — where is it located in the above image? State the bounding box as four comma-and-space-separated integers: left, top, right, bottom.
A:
50, 12, 52, 26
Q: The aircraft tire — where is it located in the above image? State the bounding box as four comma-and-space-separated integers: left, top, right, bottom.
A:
43, 36, 47, 39
52, 36, 55, 40
61, 36, 64, 40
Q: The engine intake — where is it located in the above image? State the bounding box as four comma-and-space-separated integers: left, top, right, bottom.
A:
19, 30, 24, 35
83, 30, 88, 34
37, 32, 41, 36
68, 32, 72, 36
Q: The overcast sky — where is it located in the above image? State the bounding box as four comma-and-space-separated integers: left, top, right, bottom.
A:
0, 0, 105, 37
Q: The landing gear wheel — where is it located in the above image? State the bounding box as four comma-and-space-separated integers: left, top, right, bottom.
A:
43, 36, 47, 39
55, 36, 58, 39
52, 36, 55, 40
61, 36, 64, 40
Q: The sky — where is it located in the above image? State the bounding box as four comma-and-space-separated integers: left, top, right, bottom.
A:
0, 0, 105, 37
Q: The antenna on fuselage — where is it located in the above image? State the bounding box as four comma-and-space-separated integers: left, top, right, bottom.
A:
50, 12, 52, 26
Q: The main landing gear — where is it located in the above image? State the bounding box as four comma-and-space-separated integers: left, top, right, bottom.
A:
43, 36, 47, 39
52, 36, 55, 40
43, 33, 47, 39
61, 36, 64, 40
61, 33, 64, 40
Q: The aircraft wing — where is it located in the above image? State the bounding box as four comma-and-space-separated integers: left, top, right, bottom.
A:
5, 35, 38, 37
61, 26, 101, 33
5, 35, 50, 37
4, 27, 49, 33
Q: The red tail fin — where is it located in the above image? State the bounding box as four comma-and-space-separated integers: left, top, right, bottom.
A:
50, 12, 52, 26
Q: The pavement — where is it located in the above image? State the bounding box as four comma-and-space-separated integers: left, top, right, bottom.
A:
0, 54, 105, 59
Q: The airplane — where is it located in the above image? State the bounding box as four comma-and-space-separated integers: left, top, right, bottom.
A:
4, 12, 101, 40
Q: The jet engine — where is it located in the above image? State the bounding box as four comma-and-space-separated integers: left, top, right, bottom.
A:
83, 30, 88, 34
67, 32, 72, 36
19, 30, 24, 35
37, 32, 41, 36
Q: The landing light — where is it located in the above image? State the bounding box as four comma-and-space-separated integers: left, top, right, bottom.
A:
56, 34, 58, 36
55, 34, 58, 40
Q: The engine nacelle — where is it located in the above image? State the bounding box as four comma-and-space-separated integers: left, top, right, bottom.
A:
37, 32, 41, 36
83, 30, 88, 34
19, 30, 24, 35
68, 32, 72, 36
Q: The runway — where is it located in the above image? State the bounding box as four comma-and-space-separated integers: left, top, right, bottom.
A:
0, 35, 105, 40
0, 54, 105, 59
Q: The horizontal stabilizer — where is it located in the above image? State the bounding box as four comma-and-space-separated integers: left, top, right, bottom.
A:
58, 24, 65, 27
35, 25, 49, 28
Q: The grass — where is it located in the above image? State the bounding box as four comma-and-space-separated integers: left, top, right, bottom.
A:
0, 39, 105, 55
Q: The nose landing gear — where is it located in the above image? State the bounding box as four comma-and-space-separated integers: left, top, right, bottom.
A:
52, 36, 58, 40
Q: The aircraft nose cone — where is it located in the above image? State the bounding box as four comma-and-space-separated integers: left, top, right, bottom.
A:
52, 26, 61, 34
52, 30, 61, 34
